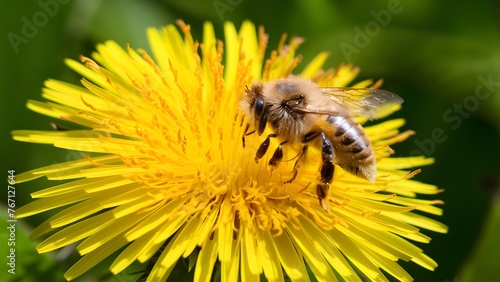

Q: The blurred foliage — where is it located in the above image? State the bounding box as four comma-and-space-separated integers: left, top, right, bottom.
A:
1, 0, 499, 281
460, 191, 500, 282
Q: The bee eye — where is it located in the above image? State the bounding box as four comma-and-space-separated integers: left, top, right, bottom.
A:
254, 97, 265, 118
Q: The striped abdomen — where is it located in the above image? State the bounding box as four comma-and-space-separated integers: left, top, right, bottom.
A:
326, 115, 376, 182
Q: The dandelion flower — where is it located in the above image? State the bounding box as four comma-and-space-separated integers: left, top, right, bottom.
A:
14, 20, 447, 281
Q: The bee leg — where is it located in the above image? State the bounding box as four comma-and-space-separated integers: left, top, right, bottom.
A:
318, 162, 334, 210
269, 141, 288, 170
318, 133, 335, 209
255, 134, 277, 163
242, 123, 255, 148
302, 132, 335, 209
284, 145, 308, 184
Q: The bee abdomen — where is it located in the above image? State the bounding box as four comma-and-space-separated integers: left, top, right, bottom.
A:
327, 115, 372, 157
326, 115, 376, 182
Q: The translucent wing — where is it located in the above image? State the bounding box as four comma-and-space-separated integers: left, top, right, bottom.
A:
304, 87, 404, 120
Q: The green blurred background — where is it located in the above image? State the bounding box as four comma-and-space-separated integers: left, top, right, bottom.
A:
1, 0, 500, 281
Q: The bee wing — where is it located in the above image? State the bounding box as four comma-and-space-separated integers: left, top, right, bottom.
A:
304, 87, 404, 120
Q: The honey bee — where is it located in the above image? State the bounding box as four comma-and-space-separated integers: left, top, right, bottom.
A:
239, 76, 403, 208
